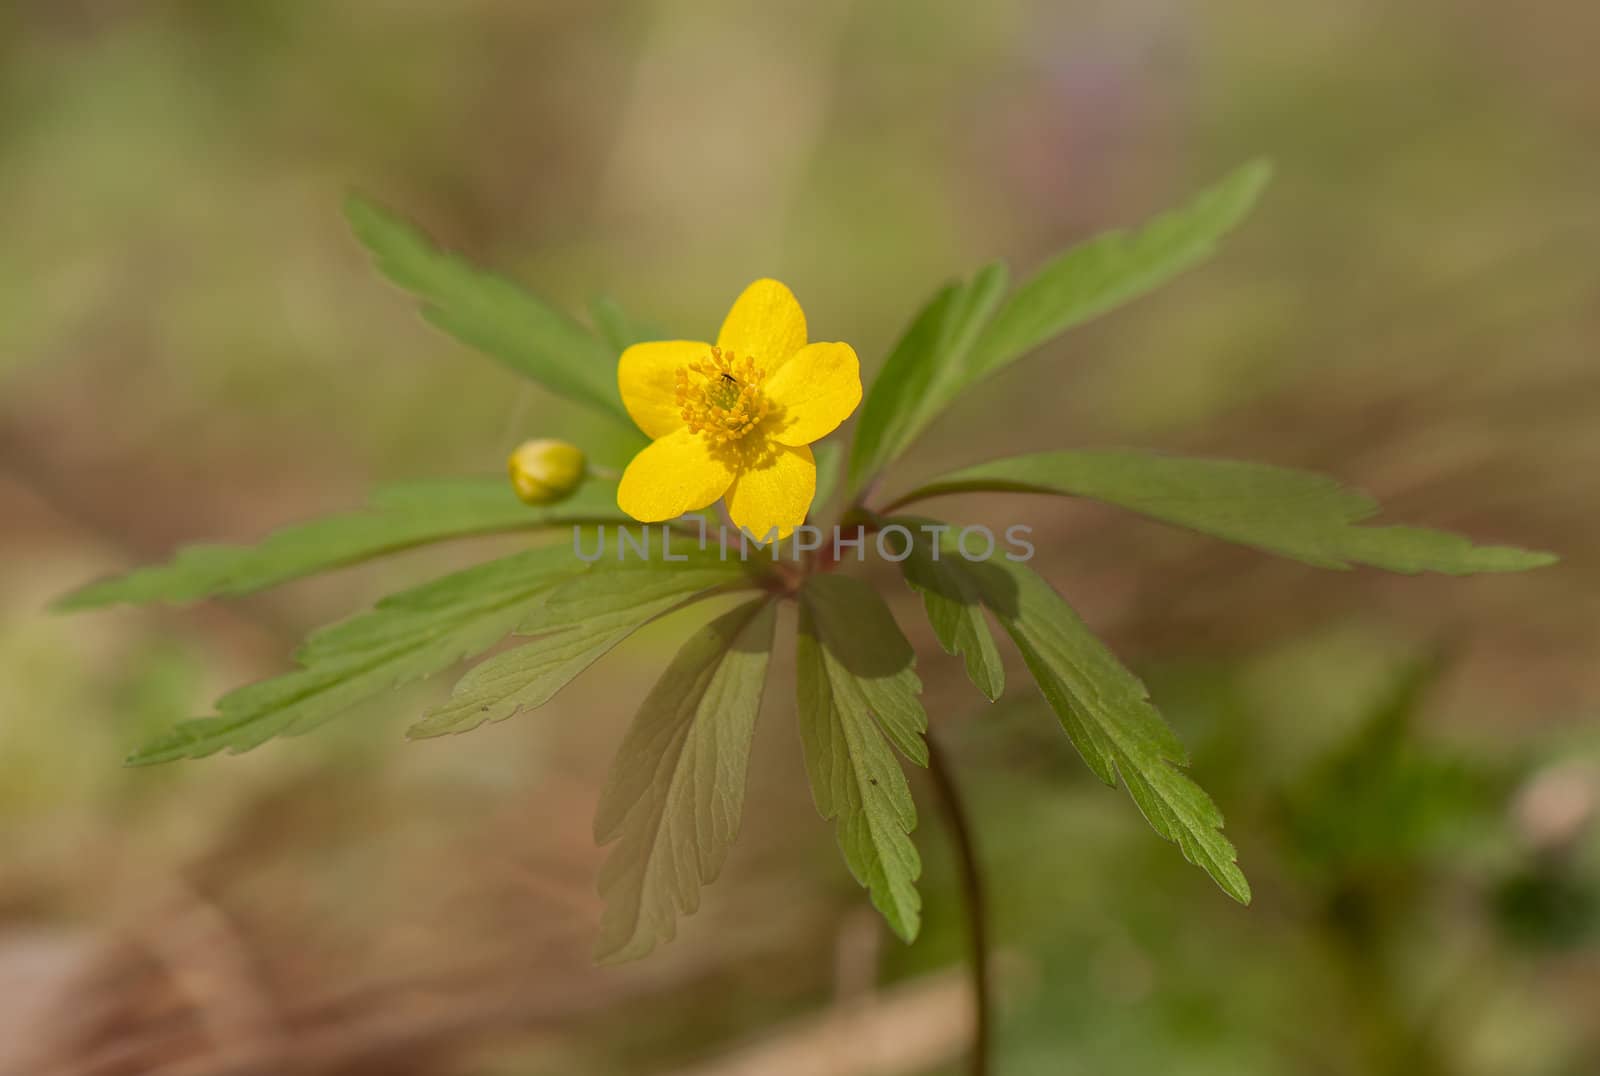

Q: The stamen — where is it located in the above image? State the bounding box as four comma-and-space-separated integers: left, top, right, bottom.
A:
675, 346, 771, 445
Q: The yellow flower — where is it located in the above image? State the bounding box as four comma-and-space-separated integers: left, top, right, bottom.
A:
616, 279, 861, 539
508, 438, 587, 504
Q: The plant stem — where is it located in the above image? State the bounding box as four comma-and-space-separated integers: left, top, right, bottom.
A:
925, 729, 992, 1076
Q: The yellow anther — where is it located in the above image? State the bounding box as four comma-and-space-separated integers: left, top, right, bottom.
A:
674, 346, 772, 445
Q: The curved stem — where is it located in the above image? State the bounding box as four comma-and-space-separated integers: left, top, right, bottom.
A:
925, 730, 992, 1076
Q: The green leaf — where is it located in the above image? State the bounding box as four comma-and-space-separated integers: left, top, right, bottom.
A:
593, 599, 777, 963
887, 449, 1557, 574
811, 440, 844, 515
847, 261, 1009, 492
796, 574, 927, 941
588, 295, 664, 353
56, 478, 625, 610
893, 519, 1005, 701
932, 553, 1250, 903
127, 544, 586, 765
845, 162, 1269, 492
966, 159, 1273, 379
408, 547, 755, 738
345, 195, 637, 430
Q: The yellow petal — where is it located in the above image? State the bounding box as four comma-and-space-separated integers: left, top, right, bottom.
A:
617, 429, 734, 522
618, 340, 709, 439
716, 279, 807, 371
763, 341, 862, 446
725, 444, 815, 541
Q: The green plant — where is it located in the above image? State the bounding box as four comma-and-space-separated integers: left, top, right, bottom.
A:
58, 160, 1554, 1075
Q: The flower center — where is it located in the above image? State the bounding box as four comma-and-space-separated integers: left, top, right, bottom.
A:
675, 346, 772, 445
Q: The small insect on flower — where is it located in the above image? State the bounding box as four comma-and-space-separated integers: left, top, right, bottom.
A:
507, 438, 587, 505
615, 279, 862, 539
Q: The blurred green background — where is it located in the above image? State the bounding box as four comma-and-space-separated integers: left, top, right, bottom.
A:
3, 1, 1597, 1073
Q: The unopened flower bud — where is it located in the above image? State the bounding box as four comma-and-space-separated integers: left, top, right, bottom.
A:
507, 439, 586, 505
